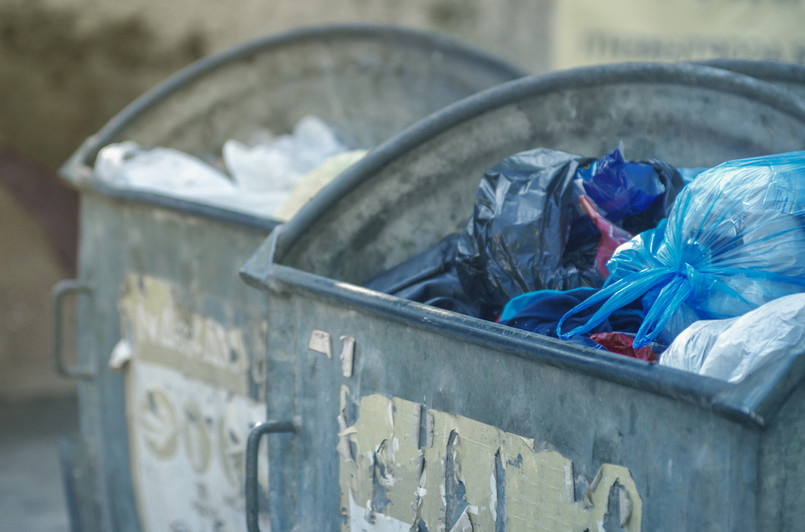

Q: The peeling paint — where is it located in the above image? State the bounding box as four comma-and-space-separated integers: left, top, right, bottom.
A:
340, 394, 643, 532
340, 335, 355, 377
108, 338, 132, 371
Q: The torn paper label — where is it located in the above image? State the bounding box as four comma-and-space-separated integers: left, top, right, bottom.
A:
309, 329, 332, 358
118, 274, 267, 532
339, 394, 642, 531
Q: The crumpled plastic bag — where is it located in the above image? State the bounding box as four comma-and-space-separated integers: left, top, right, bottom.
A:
93, 116, 359, 218
455, 147, 684, 312
366, 147, 683, 321
659, 293, 805, 383
222, 115, 353, 191
498, 287, 645, 350
558, 151, 805, 349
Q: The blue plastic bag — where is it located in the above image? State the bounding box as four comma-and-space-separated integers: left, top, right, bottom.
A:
557, 151, 805, 349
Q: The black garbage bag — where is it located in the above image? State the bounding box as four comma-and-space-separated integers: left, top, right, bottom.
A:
363, 234, 483, 317
455, 147, 684, 312
365, 147, 685, 321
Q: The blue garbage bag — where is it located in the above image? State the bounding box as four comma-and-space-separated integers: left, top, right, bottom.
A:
558, 151, 805, 349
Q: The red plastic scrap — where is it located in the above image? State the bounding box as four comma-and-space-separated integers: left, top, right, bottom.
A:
589, 332, 657, 362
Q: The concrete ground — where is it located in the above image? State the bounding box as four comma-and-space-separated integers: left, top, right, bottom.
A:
0, 395, 78, 532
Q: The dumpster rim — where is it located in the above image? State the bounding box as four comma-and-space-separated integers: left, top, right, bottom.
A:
272, 60, 805, 263
59, 22, 528, 184
695, 58, 805, 85
58, 22, 527, 231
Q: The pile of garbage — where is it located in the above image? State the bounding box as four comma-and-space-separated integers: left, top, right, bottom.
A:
366, 147, 805, 383
93, 115, 366, 221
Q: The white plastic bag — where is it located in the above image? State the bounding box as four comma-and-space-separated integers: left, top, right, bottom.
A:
222, 115, 352, 192
94, 116, 356, 219
659, 293, 805, 383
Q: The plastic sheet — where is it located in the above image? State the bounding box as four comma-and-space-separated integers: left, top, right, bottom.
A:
93, 116, 356, 218
558, 151, 805, 349
589, 332, 657, 362
659, 293, 805, 383
222, 115, 353, 192
499, 287, 644, 350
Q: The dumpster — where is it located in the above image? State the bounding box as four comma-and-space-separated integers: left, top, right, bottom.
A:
240, 62, 805, 531
51, 23, 526, 532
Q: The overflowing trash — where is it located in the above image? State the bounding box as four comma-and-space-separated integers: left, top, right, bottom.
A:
558, 150, 805, 347
94, 115, 360, 220
368, 147, 805, 383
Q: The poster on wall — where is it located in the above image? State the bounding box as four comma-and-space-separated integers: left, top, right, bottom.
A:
554, 0, 805, 68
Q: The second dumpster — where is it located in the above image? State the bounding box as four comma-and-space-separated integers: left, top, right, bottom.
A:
52, 23, 526, 532
241, 62, 805, 531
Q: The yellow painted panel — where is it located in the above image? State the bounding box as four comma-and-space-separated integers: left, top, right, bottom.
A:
340, 393, 642, 531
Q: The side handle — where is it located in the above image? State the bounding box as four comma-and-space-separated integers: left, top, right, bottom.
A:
52, 280, 94, 379
245, 418, 300, 532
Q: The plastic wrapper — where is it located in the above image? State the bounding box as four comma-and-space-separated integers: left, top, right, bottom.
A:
222, 115, 353, 192
558, 151, 805, 349
659, 293, 805, 383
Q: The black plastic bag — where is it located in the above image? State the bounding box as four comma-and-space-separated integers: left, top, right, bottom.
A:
455, 147, 684, 312
366, 147, 684, 320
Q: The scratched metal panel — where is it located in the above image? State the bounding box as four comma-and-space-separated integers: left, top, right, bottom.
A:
75, 193, 271, 532
241, 62, 805, 531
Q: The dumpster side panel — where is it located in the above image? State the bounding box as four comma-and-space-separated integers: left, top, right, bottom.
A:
262, 276, 761, 531
759, 382, 805, 530
76, 192, 270, 531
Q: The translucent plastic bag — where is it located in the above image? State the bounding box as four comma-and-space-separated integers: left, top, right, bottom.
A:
558, 151, 805, 349
659, 293, 805, 383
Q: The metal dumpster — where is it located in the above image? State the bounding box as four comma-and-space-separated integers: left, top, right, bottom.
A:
240, 62, 805, 531
51, 23, 526, 532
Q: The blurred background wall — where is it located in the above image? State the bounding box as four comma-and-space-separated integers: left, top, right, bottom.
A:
1, 0, 803, 401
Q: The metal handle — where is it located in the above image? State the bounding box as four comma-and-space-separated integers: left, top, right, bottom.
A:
246, 418, 300, 532
52, 280, 94, 379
